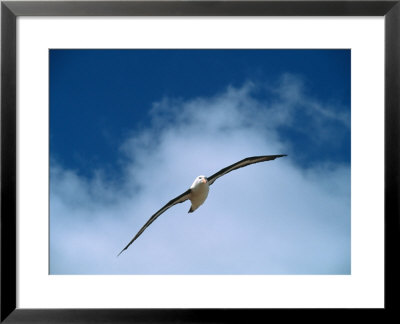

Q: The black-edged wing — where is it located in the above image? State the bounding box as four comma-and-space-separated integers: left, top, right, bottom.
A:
118, 188, 191, 256
207, 155, 287, 186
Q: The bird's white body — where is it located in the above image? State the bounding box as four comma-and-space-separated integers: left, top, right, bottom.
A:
189, 175, 209, 212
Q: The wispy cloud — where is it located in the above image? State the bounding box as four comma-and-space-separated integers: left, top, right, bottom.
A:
50, 75, 350, 274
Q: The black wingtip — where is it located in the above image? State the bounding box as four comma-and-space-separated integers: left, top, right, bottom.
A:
117, 248, 125, 257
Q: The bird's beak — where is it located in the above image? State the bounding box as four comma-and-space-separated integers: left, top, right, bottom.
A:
202, 178, 207, 184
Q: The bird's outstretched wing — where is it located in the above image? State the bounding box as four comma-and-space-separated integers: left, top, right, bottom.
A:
118, 188, 191, 256
207, 155, 287, 186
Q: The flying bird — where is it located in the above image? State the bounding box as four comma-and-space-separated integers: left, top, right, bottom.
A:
118, 154, 286, 256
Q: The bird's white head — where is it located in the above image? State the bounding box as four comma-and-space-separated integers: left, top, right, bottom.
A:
190, 175, 208, 189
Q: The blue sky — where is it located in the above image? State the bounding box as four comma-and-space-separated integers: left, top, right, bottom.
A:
49, 49, 350, 274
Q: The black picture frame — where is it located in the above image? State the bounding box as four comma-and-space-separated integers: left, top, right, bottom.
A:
1, 0, 399, 322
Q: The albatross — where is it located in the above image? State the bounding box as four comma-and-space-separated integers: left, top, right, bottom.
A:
118, 154, 286, 256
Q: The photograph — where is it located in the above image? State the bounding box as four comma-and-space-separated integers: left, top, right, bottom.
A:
49, 49, 351, 275
3, 0, 399, 320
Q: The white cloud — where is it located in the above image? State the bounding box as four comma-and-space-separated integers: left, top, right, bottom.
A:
50, 75, 350, 274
